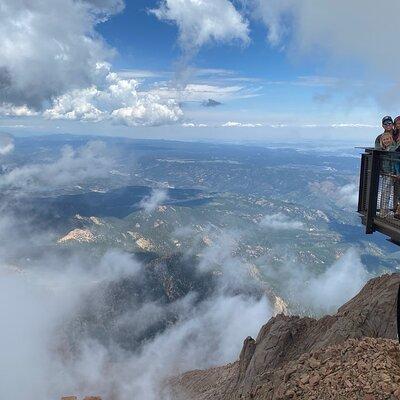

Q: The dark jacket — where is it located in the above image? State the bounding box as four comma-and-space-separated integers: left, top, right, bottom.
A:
375, 133, 383, 149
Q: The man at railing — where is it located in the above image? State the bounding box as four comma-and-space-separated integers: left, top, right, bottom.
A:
375, 116, 395, 149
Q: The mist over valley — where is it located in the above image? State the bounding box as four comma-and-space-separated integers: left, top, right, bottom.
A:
0, 134, 396, 399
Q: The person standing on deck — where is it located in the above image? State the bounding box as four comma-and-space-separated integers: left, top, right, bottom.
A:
375, 116, 395, 149
393, 116, 400, 218
393, 116, 400, 144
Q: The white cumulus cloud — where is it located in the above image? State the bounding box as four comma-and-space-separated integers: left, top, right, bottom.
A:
151, 0, 250, 55
0, 105, 38, 117
0, 1, 183, 127
44, 65, 183, 127
0, 0, 124, 110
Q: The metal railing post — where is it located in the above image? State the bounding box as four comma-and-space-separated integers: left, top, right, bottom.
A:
365, 150, 380, 234
358, 153, 367, 213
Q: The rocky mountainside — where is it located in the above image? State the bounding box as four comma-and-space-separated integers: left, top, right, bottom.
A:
169, 274, 400, 400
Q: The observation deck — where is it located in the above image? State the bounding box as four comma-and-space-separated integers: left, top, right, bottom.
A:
358, 148, 400, 244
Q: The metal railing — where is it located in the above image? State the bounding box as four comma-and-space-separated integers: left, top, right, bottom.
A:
358, 148, 400, 244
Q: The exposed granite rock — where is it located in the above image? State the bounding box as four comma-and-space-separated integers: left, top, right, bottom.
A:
247, 337, 400, 400
171, 273, 400, 400
238, 336, 256, 382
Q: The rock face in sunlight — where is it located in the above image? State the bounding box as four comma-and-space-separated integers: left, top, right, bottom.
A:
170, 274, 400, 400
58, 229, 95, 243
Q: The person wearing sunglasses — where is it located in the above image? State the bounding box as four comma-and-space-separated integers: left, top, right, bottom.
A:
375, 116, 395, 149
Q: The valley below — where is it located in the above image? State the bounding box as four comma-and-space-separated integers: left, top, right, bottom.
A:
0, 135, 399, 399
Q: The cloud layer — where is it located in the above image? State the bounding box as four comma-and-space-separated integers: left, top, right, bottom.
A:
254, 0, 398, 65
0, 195, 272, 399
263, 248, 369, 315
251, 0, 400, 103
0, 141, 113, 193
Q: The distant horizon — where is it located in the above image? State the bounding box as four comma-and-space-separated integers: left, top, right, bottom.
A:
2, 125, 379, 147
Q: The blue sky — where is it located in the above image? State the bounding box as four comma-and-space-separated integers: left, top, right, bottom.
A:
99, 1, 291, 75
0, 0, 396, 142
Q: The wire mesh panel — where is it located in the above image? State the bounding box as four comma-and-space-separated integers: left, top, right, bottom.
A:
376, 152, 400, 227
359, 149, 400, 243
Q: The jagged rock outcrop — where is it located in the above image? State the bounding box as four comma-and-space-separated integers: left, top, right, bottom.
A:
170, 273, 400, 400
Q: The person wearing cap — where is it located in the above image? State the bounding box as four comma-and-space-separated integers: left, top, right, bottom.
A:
375, 116, 394, 149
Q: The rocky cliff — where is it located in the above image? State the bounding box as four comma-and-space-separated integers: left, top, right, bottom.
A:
170, 274, 400, 400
